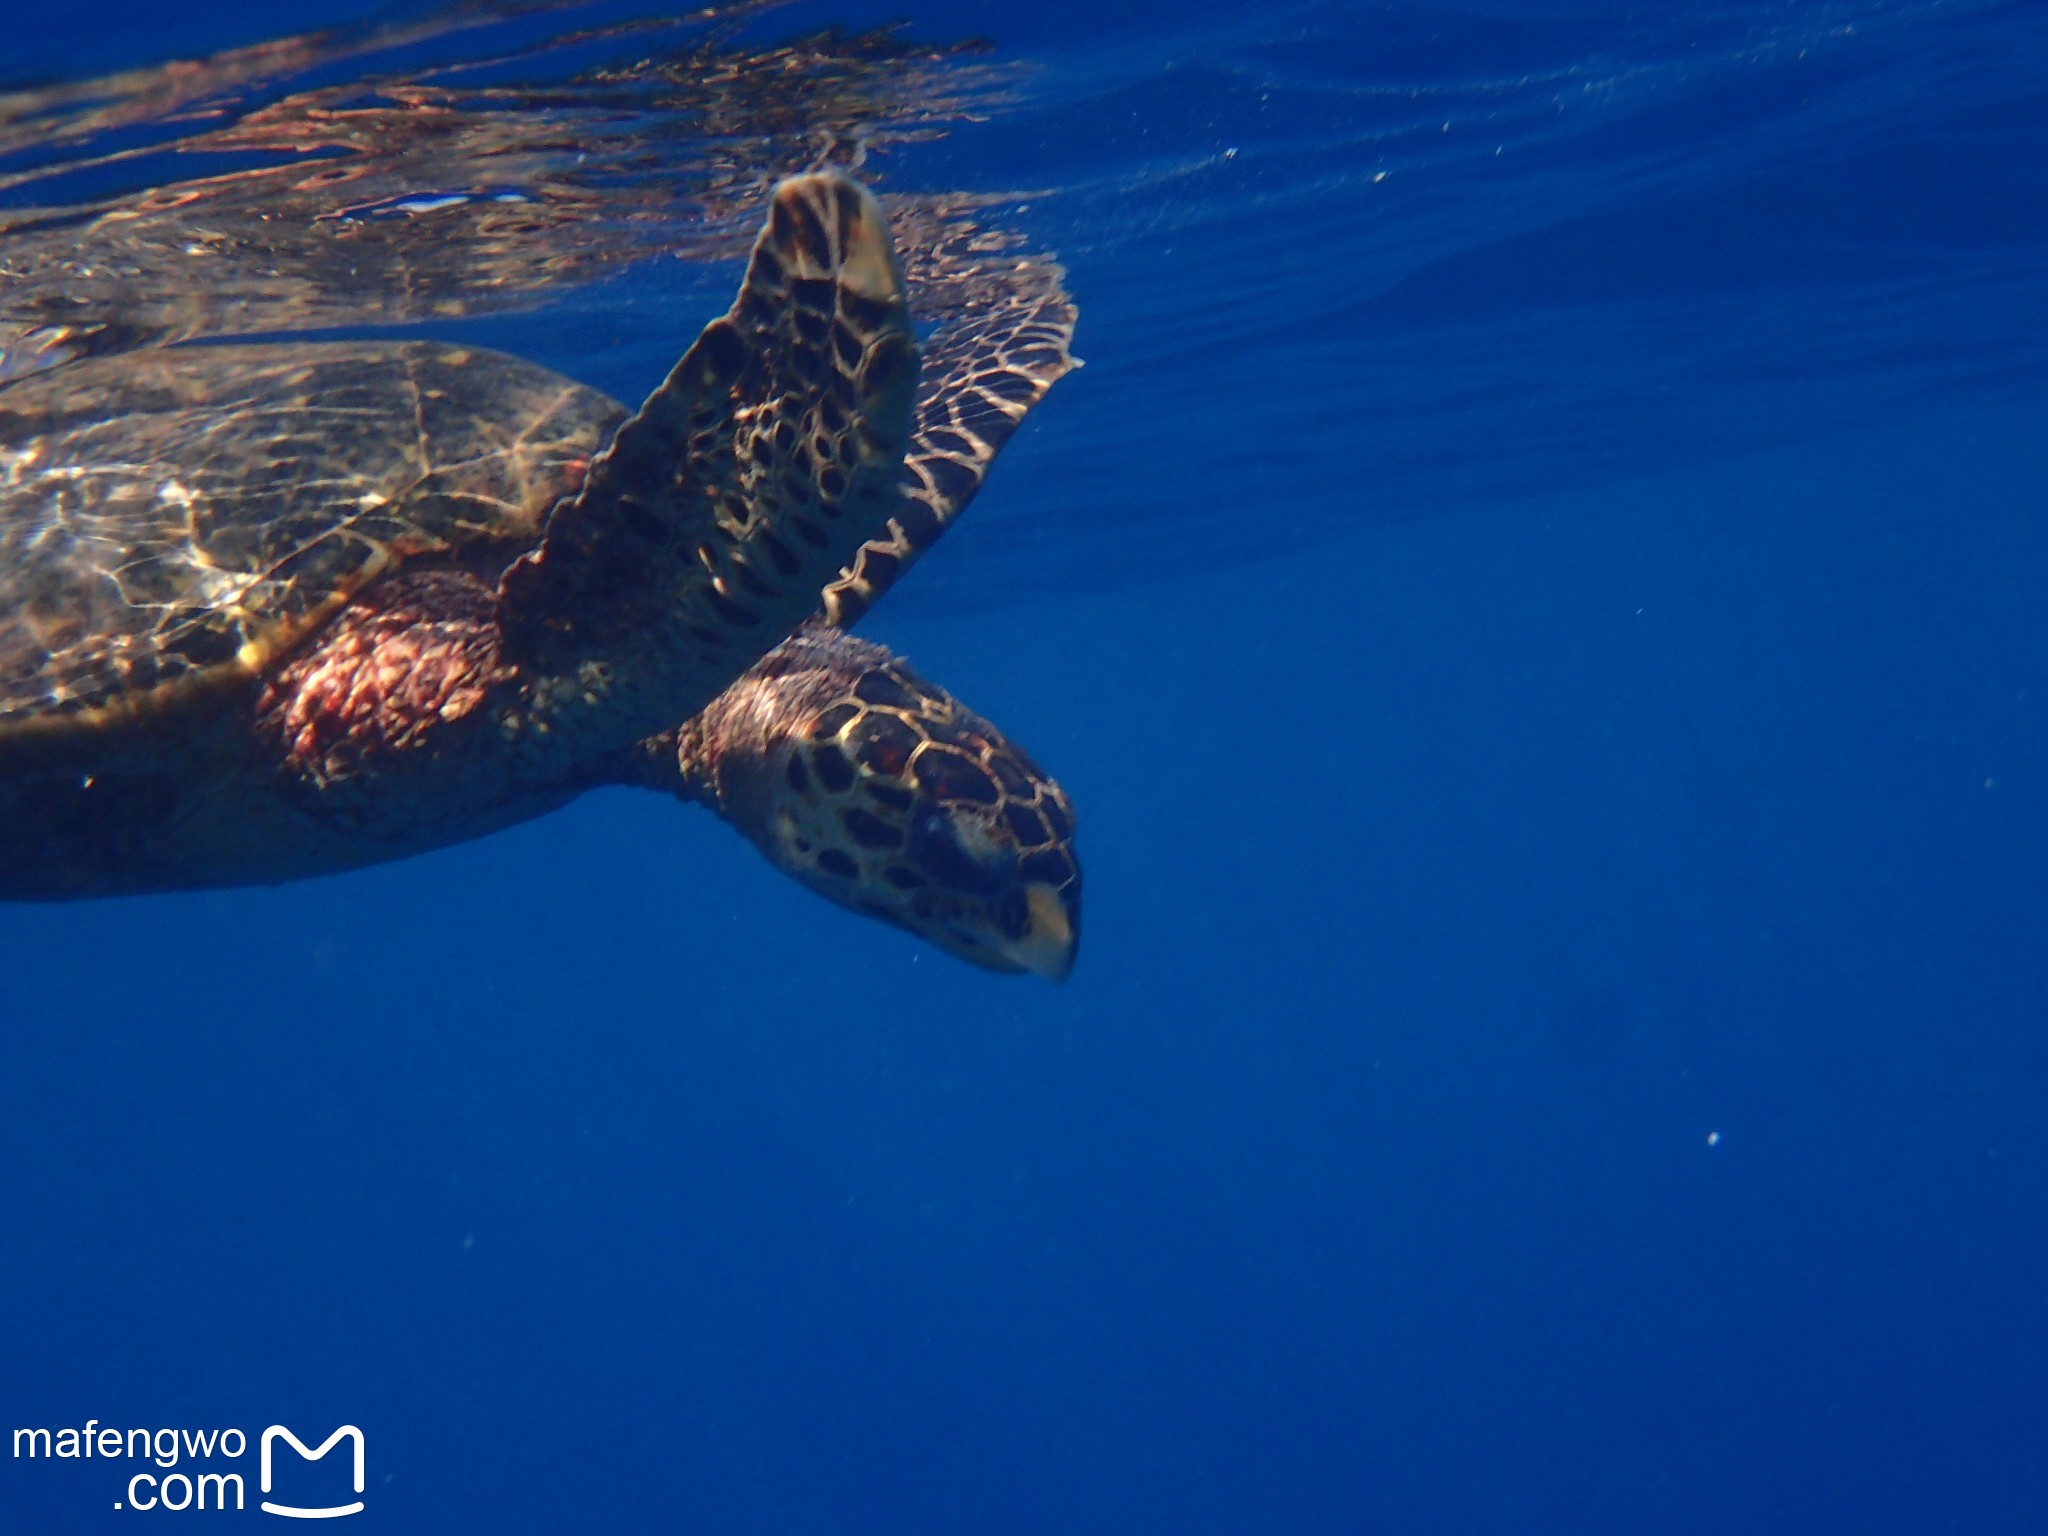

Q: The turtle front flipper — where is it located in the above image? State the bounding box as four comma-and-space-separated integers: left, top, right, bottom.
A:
820, 212, 1079, 627
499, 171, 918, 753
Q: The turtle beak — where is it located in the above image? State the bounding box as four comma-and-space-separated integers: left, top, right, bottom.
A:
999, 881, 1078, 983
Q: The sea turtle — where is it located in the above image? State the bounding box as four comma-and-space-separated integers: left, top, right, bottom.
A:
0, 171, 1082, 979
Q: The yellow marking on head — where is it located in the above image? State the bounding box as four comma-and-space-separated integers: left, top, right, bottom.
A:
999, 883, 1076, 983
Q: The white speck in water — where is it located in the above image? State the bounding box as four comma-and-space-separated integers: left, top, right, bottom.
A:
1706, 1131, 1721, 1147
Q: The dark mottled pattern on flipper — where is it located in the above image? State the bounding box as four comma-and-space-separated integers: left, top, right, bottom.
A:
0, 341, 620, 737
499, 172, 916, 736
821, 199, 1079, 627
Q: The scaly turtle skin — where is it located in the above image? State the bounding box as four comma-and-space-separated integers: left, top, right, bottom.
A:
0, 172, 1081, 979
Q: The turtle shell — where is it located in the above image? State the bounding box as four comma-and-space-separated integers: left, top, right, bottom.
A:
0, 340, 622, 744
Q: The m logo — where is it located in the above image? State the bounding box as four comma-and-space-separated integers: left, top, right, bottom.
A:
259, 1425, 365, 1519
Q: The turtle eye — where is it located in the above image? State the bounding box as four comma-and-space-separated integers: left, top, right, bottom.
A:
907, 805, 1005, 895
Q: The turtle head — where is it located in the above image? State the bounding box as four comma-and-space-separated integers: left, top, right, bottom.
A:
673, 632, 1081, 981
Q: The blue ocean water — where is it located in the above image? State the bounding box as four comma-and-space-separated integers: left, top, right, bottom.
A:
3, 0, 2046, 1530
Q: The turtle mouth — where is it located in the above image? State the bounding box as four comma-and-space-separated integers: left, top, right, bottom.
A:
997, 880, 1077, 982
902, 811, 1080, 982
920, 881, 1077, 982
